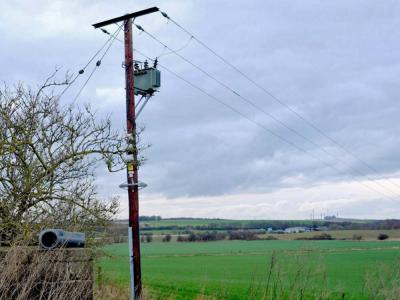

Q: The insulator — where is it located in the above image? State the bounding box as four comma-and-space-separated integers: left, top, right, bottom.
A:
144, 60, 149, 69
153, 58, 158, 68
122, 154, 135, 162
161, 11, 170, 19
126, 133, 135, 143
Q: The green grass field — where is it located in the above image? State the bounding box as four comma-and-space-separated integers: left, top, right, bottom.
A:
99, 239, 400, 299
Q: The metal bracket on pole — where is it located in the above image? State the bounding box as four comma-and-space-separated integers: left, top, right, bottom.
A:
136, 95, 152, 120
136, 95, 145, 108
119, 181, 148, 189
92, 7, 159, 28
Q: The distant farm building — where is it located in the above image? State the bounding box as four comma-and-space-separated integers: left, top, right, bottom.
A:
284, 227, 310, 233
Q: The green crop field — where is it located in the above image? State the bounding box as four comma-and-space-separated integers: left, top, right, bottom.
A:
99, 240, 400, 299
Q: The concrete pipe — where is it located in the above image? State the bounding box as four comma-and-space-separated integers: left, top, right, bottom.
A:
39, 229, 85, 250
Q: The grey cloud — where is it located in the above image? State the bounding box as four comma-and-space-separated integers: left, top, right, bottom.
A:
1, 0, 400, 218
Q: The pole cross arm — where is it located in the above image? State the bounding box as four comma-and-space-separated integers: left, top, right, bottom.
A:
92, 7, 159, 28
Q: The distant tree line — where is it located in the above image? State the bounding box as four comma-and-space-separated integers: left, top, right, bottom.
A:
140, 221, 321, 232
333, 220, 400, 230
139, 216, 162, 221
296, 233, 334, 240
227, 230, 260, 241
176, 230, 264, 242
139, 219, 400, 232
177, 231, 227, 242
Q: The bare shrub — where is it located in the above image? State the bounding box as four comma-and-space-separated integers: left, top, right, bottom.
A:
145, 234, 153, 243
176, 235, 187, 242
0, 77, 135, 244
162, 234, 172, 242
377, 233, 389, 240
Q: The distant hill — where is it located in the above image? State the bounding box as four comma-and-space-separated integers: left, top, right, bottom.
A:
112, 217, 400, 231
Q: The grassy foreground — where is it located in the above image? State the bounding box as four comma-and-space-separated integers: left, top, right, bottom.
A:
98, 240, 400, 299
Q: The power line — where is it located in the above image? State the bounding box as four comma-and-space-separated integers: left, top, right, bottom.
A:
158, 9, 400, 193
59, 26, 122, 99
133, 23, 400, 198
157, 36, 193, 58
71, 25, 123, 104
104, 24, 397, 201
133, 48, 397, 201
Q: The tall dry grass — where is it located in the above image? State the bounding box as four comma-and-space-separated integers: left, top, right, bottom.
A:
363, 258, 400, 300
0, 246, 92, 300
2, 245, 399, 300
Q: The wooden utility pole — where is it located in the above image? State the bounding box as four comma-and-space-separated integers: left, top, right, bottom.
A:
124, 17, 142, 298
93, 7, 159, 299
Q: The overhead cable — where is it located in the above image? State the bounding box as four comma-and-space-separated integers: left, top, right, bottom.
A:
159, 9, 400, 192
71, 25, 123, 104
133, 48, 397, 202
59, 26, 122, 99
133, 23, 400, 198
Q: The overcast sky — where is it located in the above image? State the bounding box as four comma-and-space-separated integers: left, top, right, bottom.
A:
1, 0, 400, 220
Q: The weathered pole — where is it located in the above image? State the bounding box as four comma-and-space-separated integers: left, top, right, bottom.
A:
124, 17, 142, 299
92, 7, 159, 300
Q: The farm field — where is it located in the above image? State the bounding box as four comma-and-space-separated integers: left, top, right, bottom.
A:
143, 230, 400, 242
99, 239, 400, 299
270, 229, 400, 241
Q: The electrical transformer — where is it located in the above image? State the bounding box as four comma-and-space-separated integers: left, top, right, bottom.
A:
134, 68, 161, 96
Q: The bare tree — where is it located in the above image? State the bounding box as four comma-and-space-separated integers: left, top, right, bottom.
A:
0, 75, 139, 243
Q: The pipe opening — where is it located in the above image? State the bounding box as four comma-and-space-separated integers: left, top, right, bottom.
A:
41, 231, 58, 249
